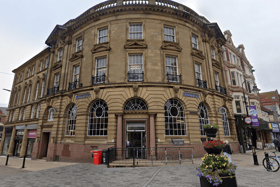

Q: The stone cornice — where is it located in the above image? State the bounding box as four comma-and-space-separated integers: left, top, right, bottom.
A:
191, 48, 205, 60
161, 41, 182, 52
124, 40, 147, 50
91, 42, 111, 53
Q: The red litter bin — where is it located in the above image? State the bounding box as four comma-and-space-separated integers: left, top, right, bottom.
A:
92, 150, 102, 165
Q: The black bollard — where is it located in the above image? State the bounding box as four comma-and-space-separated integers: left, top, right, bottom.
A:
22, 155, 26, 168
5, 155, 9, 166
252, 147, 259, 165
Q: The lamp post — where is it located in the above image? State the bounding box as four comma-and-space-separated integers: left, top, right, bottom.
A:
241, 80, 260, 165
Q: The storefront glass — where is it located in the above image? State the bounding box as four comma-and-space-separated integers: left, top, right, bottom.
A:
2, 136, 11, 155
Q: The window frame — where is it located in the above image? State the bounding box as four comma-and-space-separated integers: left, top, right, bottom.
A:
97, 27, 108, 44
192, 35, 199, 49
35, 82, 40, 100
211, 48, 216, 59
73, 66, 80, 82
54, 74, 60, 87
40, 60, 43, 71
164, 26, 176, 42
57, 49, 63, 61
76, 38, 83, 52
129, 23, 143, 40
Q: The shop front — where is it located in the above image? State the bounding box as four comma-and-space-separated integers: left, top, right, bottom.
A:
271, 123, 280, 139
26, 124, 37, 157
14, 125, 25, 157
2, 126, 13, 155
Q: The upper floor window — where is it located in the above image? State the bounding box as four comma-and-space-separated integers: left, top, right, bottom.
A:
21, 72, 24, 81
18, 108, 23, 121
73, 66, 80, 82
231, 72, 236, 85
247, 81, 251, 93
35, 82, 40, 100
36, 103, 41, 118
94, 57, 107, 84
211, 48, 216, 59
195, 63, 202, 81
32, 65, 35, 76
17, 74, 20, 83
13, 91, 17, 106
27, 86, 32, 103
129, 24, 143, 39
23, 107, 26, 120
31, 105, 36, 119
41, 80, 45, 97
164, 26, 175, 42
166, 56, 179, 82
76, 38, 83, 52
98, 27, 108, 44
17, 90, 21, 105
128, 54, 143, 82
251, 102, 255, 106
12, 111, 15, 122
40, 60, 43, 71
192, 35, 198, 49
214, 72, 219, 86
229, 52, 232, 63
27, 68, 30, 77
58, 49, 63, 61
45, 56, 50, 69
23, 87, 27, 103
235, 100, 242, 113
48, 108, 56, 121
54, 74, 60, 87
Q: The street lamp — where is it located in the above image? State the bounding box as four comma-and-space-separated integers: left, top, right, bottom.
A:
241, 80, 260, 165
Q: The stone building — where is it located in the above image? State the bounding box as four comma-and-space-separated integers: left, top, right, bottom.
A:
222, 30, 261, 151
1, 0, 239, 162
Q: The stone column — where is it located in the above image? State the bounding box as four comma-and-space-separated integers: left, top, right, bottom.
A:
0, 127, 6, 155
19, 126, 28, 158
150, 114, 155, 148
8, 126, 16, 156
116, 114, 123, 159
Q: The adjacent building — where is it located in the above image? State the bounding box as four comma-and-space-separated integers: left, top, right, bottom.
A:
1, 0, 239, 162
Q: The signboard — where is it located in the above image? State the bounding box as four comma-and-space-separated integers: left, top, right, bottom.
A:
272, 123, 279, 133
183, 92, 199, 98
269, 115, 274, 122
245, 117, 252, 124
249, 106, 259, 127
28, 130, 37, 138
76, 92, 90, 100
172, 139, 185, 145
16, 131, 24, 136
257, 142, 262, 149
269, 123, 273, 130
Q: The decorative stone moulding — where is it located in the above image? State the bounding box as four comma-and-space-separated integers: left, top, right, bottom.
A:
124, 40, 147, 49
69, 52, 83, 62
212, 59, 221, 69
53, 62, 62, 70
191, 49, 205, 60
161, 41, 182, 52
91, 42, 111, 53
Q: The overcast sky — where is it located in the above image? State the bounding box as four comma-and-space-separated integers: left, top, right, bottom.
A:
0, 0, 279, 107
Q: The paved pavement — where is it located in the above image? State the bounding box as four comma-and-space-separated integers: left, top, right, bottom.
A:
0, 150, 279, 187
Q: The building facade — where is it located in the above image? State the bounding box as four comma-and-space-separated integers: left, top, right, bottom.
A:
1, 0, 239, 162
222, 30, 261, 150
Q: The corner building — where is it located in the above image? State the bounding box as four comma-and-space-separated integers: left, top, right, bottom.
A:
1, 0, 239, 162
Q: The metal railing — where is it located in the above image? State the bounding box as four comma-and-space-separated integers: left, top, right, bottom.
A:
46, 86, 59, 96
128, 72, 144, 82
92, 75, 106, 85
167, 74, 182, 83
197, 79, 207, 88
216, 85, 227, 95
107, 147, 194, 167
68, 80, 81, 91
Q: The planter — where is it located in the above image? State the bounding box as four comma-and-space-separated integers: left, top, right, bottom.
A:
199, 175, 237, 187
204, 147, 222, 155
204, 128, 218, 137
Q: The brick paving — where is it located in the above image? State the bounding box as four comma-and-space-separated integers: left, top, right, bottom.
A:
0, 150, 279, 187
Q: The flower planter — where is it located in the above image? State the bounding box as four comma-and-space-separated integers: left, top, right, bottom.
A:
204, 147, 222, 155
199, 175, 237, 187
204, 128, 218, 137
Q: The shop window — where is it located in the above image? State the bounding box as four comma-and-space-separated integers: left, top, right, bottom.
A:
124, 98, 148, 111
198, 103, 210, 136
88, 100, 108, 136
65, 104, 77, 136
164, 99, 187, 136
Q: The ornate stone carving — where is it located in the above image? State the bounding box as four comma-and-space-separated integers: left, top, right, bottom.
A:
53, 62, 62, 70
91, 42, 111, 53
173, 86, 179, 93
191, 49, 205, 60
212, 59, 221, 69
94, 87, 100, 94
133, 84, 139, 92
124, 40, 147, 49
67, 92, 73, 99
161, 41, 182, 52
69, 52, 83, 62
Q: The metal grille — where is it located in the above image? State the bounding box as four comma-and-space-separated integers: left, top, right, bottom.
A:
124, 98, 148, 111
165, 99, 187, 136
221, 107, 230, 136
198, 103, 209, 136
88, 100, 108, 136
65, 104, 77, 136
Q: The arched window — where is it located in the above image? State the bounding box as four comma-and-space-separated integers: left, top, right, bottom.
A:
220, 107, 230, 136
65, 104, 77, 136
124, 98, 148, 111
198, 103, 209, 136
88, 100, 108, 136
164, 99, 187, 136
48, 108, 56, 121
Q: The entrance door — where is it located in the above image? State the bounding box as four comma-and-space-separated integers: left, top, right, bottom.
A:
40, 132, 50, 158
126, 122, 146, 159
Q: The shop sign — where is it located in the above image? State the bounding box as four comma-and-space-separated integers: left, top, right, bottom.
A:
28, 130, 37, 138
183, 91, 199, 98
269, 123, 273, 130
27, 124, 38, 130
15, 125, 25, 130
76, 92, 91, 100
172, 139, 185, 145
272, 123, 279, 132
245, 117, 252, 124
249, 106, 259, 126
269, 115, 274, 122
17, 131, 24, 136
